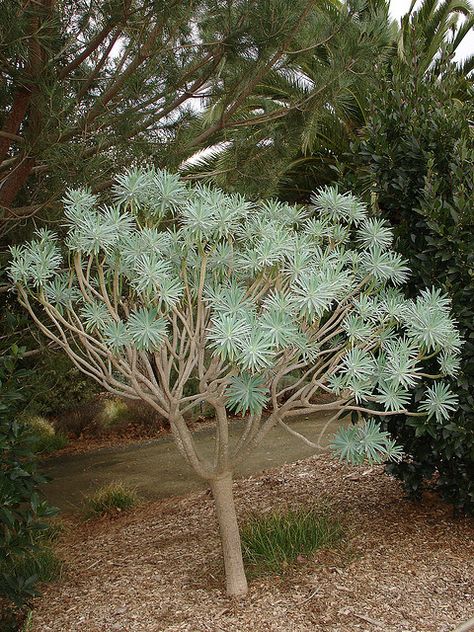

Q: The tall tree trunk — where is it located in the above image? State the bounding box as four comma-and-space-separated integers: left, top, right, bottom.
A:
0, 0, 53, 213
210, 472, 248, 597
0, 90, 31, 164
0, 155, 36, 210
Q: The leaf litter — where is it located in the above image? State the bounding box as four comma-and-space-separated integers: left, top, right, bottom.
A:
31, 455, 473, 632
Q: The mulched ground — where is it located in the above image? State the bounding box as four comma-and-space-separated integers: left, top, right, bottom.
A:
31, 455, 474, 632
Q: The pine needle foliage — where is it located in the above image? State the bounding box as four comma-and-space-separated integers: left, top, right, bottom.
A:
0, 0, 324, 224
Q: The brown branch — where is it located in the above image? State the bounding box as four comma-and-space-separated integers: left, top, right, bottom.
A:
0, 156, 36, 209
188, 0, 317, 148
59, 0, 134, 81
0, 157, 19, 172
0, 130, 25, 144
0, 202, 44, 220
0, 90, 32, 164
0, 0, 54, 209
124, 48, 218, 115
136, 69, 219, 131
72, 18, 167, 134
58, 21, 117, 80
76, 29, 122, 101
80, 57, 223, 171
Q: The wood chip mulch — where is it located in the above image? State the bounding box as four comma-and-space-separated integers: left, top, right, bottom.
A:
31, 455, 474, 632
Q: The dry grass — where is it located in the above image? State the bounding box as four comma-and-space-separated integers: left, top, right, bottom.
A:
30, 455, 474, 632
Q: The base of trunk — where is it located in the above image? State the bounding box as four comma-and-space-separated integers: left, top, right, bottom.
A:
210, 472, 248, 597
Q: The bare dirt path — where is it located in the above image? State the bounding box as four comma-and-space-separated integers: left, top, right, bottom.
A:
42, 413, 341, 513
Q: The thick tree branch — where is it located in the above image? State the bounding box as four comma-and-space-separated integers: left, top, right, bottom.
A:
58, 20, 118, 80
188, 0, 317, 148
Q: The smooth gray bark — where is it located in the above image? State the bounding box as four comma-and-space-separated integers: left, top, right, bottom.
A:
210, 472, 248, 597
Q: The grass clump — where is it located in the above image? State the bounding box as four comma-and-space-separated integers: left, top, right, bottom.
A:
241, 506, 343, 576
99, 398, 129, 429
20, 416, 69, 454
34, 432, 69, 454
84, 482, 139, 518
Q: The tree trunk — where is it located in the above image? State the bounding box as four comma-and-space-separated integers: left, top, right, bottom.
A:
210, 472, 248, 597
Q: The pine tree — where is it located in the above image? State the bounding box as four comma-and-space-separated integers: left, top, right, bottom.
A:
0, 0, 318, 230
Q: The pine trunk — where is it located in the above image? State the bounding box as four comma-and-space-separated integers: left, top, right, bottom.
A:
210, 472, 248, 597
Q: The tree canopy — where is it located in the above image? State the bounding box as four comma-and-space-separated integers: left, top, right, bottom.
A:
0, 0, 340, 231
9, 168, 461, 594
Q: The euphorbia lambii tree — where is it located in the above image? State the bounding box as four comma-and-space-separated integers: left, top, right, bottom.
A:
9, 169, 461, 596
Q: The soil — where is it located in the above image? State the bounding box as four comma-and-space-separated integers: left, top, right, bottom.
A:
48, 393, 339, 457
49, 414, 243, 457
31, 455, 474, 632
50, 421, 170, 457
41, 413, 340, 513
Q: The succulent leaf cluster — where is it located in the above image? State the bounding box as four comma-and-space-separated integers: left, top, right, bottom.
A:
9, 169, 462, 465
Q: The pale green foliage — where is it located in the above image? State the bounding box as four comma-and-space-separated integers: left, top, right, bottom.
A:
226, 374, 269, 416
102, 321, 130, 352
406, 288, 462, 352
311, 187, 366, 226
9, 230, 62, 288
331, 419, 403, 465
374, 381, 411, 412
9, 168, 462, 466
127, 308, 168, 352
80, 301, 111, 333
419, 382, 459, 423
357, 218, 393, 250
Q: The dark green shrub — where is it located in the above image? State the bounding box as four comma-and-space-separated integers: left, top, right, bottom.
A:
338, 59, 474, 513
0, 417, 60, 605
241, 506, 343, 576
118, 398, 169, 429
52, 398, 104, 438
0, 346, 59, 622
383, 140, 474, 514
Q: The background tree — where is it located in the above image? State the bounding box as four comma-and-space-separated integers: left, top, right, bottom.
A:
9, 169, 460, 595
0, 0, 346, 233
184, 0, 473, 199
397, 0, 474, 75
335, 47, 474, 511
181, 0, 397, 198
